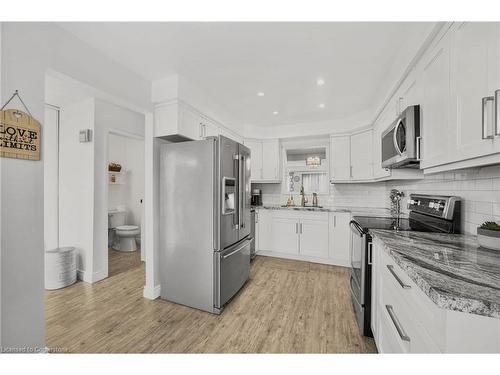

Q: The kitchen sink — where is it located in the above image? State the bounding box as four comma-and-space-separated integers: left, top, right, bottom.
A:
280, 205, 324, 209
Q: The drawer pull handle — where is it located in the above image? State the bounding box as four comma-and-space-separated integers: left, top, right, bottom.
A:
387, 265, 411, 289
386, 305, 411, 342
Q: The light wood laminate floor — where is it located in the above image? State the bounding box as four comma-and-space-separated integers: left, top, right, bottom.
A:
46, 254, 377, 353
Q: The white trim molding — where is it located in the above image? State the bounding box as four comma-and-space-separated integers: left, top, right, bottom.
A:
143, 284, 161, 300
77, 268, 108, 283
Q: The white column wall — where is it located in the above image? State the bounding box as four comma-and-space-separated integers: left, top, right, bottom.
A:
0, 22, 151, 349
58, 98, 95, 282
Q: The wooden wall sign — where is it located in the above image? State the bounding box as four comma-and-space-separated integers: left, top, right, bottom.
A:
0, 109, 41, 161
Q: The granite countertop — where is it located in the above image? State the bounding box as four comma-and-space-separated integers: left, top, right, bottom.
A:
252, 205, 392, 215
252, 205, 350, 213
370, 230, 500, 318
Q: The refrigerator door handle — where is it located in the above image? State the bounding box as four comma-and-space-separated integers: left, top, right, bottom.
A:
239, 154, 245, 229
233, 154, 240, 230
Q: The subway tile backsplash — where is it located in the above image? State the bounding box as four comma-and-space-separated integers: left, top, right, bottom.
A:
388, 165, 500, 235
253, 164, 500, 235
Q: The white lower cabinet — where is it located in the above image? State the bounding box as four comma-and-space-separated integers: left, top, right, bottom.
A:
372, 238, 500, 353
298, 215, 329, 258
329, 212, 351, 266
270, 216, 300, 255
256, 209, 351, 267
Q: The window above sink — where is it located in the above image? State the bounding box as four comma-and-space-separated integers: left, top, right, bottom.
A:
282, 141, 329, 194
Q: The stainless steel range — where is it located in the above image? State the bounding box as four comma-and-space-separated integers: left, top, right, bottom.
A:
349, 194, 461, 337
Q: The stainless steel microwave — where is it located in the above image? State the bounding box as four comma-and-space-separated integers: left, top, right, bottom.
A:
381, 105, 421, 169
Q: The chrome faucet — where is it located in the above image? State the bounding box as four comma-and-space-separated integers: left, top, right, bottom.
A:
389, 189, 405, 230
300, 185, 308, 207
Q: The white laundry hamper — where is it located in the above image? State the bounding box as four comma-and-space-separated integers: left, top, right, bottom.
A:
45, 247, 77, 290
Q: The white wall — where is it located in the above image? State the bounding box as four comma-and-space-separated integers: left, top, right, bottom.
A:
153, 74, 245, 136
59, 98, 95, 282
0, 21, 3, 348
108, 133, 145, 227
44, 106, 60, 251
0, 22, 151, 349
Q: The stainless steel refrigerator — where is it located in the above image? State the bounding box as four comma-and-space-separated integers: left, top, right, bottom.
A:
159, 135, 252, 314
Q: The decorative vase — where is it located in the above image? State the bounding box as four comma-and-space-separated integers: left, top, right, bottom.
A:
477, 228, 500, 251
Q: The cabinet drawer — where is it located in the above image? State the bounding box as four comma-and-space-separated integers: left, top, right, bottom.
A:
380, 251, 443, 352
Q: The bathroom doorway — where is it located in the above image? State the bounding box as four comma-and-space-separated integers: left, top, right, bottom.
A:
106, 131, 145, 278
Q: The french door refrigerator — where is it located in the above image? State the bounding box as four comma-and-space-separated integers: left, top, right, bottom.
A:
160, 135, 252, 314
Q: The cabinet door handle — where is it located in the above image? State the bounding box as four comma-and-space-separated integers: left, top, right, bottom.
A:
300, 223, 303, 234
199, 123, 204, 138
295, 223, 298, 234
349, 166, 353, 178
386, 265, 411, 289
482, 96, 495, 139
334, 215, 336, 227
385, 305, 411, 342
416, 136, 421, 161
495, 90, 500, 136
368, 242, 373, 265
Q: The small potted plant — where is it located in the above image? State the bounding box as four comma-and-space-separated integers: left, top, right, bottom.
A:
477, 222, 500, 251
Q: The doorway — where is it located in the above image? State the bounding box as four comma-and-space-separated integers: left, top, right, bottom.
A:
106, 131, 145, 278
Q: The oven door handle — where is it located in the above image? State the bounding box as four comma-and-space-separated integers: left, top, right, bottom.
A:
349, 220, 364, 237
349, 274, 363, 307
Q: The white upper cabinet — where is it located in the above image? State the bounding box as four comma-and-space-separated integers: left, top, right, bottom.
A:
350, 129, 373, 180
449, 22, 500, 161
398, 68, 420, 112
154, 101, 246, 144
244, 139, 263, 180
330, 135, 351, 181
262, 140, 280, 180
201, 116, 220, 138
154, 102, 200, 141
419, 30, 452, 169
418, 23, 500, 173
244, 138, 281, 182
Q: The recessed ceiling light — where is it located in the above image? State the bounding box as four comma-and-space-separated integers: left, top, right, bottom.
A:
257, 92, 265, 97
316, 78, 325, 86
318, 103, 325, 109
273, 111, 279, 115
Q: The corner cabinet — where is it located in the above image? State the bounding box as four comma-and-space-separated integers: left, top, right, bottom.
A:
256, 209, 351, 267
244, 138, 281, 182
350, 129, 374, 180
330, 135, 351, 181
329, 130, 374, 183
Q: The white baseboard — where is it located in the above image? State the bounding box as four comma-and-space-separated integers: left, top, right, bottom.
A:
143, 284, 161, 300
77, 268, 108, 283
256, 250, 350, 268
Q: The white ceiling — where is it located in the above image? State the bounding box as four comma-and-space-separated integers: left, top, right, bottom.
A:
58, 22, 436, 127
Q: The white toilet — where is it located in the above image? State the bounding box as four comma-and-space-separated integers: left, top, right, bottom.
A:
108, 209, 140, 252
